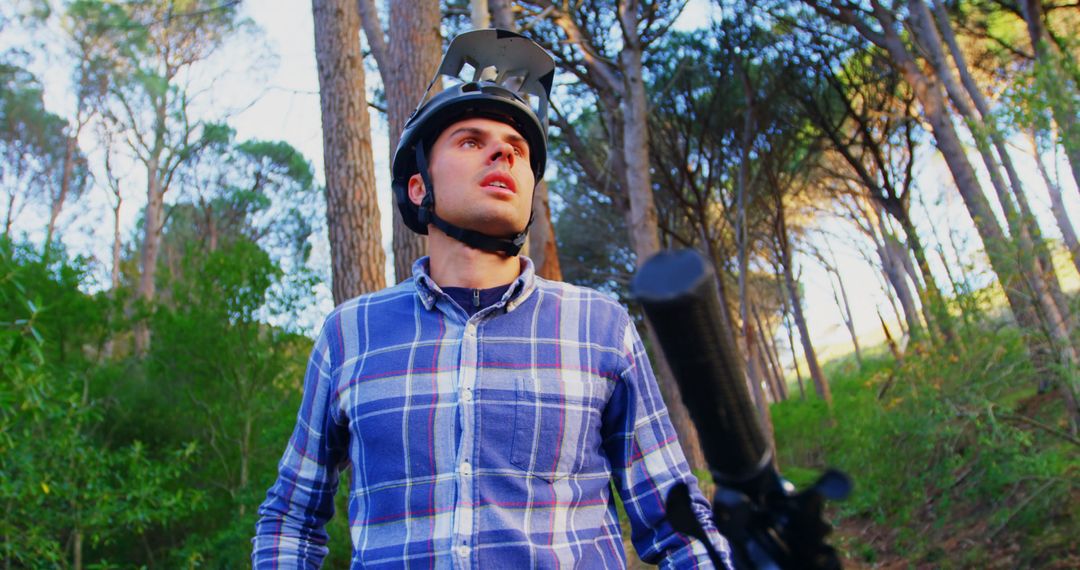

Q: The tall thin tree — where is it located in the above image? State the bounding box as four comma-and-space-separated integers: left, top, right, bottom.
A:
313, 0, 386, 302
357, 0, 440, 283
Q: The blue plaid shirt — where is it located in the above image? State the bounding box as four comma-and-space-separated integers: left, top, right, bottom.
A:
253, 257, 730, 569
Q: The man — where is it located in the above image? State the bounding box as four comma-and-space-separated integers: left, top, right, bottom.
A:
253, 29, 730, 569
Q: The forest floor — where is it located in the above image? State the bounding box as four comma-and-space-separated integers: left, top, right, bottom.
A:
788, 343, 1080, 570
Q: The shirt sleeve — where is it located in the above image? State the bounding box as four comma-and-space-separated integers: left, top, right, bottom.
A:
252, 314, 350, 568
602, 314, 733, 570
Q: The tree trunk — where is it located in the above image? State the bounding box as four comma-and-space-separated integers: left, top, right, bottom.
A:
1031, 134, 1080, 277
881, 270, 908, 336
388, 0, 439, 281
1019, 0, 1080, 190
358, 0, 440, 283
73, 528, 82, 570
45, 135, 78, 250
765, 326, 789, 401
239, 414, 251, 517
779, 279, 806, 400
828, 259, 862, 367
470, 0, 490, 28
618, 24, 660, 263
735, 57, 754, 332
879, 311, 904, 365
704, 227, 739, 346
931, 0, 1065, 280
313, 0, 387, 303
614, 7, 708, 470
757, 346, 779, 404
893, 210, 949, 341
887, 230, 935, 340
736, 56, 766, 417
895, 35, 1040, 328
111, 200, 122, 290
528, 181, 563, 280
744, 325, 774, 440
135, 157, 164, 354
879, 239, 922, 341
4, 193, 14, 238
816, 1, 1043, 336
742, 300, 769, 404
755, 304, 788, 401
919, 0, 1072, 337
489, 0, 515, 28
778, 208, 830, 405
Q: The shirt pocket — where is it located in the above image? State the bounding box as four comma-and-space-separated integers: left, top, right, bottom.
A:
510, 375, 596, 482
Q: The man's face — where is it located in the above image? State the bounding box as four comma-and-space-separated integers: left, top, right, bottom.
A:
408, 117, 535, 238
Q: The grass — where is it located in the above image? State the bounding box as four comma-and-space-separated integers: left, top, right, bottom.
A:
772, 325, 1079, 569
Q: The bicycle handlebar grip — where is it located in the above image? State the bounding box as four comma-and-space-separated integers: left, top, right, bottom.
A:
631, 249, 772, 484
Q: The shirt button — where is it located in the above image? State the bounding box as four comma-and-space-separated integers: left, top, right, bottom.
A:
461, 388, 473, 402
456, 545, 470, 556
464, 324, 476, 336
460, 461, 472, 476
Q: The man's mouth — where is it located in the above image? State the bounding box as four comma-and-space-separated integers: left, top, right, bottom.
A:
480, 172, 516, 193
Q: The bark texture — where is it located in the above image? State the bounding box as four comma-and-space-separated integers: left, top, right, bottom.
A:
469, 0, 490, 28
777, 204, 831, 405
1019, 0, 1080, 190
313, 0, 386, 303
880, 230, 923, 339
358, 0, 440, 282
528, 181, 563, 280
1031, 134, 1080, 277
488, 0, 515, 28
135, 154, 164, 353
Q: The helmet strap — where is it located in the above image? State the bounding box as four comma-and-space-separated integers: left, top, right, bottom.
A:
414, 143, 533, 257
415, 142, 436, 227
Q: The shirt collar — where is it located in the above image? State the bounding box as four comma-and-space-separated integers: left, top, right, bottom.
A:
412, 256, 536, 313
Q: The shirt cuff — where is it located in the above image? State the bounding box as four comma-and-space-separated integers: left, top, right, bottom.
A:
659, 529, 733, 570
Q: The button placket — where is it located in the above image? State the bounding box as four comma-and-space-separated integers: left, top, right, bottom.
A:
452, 318, 479, 567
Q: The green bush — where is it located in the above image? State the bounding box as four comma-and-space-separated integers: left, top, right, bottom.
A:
772, 325, 1079, 566
0, 239, 203, 566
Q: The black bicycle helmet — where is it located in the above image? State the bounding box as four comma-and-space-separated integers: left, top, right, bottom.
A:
391, 28, 555, 256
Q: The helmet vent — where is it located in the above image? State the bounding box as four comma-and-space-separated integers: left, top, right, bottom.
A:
461, 82, 481, 93
461, 61, 476, 81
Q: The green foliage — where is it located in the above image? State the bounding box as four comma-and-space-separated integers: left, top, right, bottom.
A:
0, 212, 331, 565
0, 239, 202, 566
169, 129, 321, 270
773, 324, 1079, 566
0, 229, 323, 566
0, 64, 87, 218
131, 238, 314, 565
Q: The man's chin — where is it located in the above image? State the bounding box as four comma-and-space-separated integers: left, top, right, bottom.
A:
451, 215, 529, 239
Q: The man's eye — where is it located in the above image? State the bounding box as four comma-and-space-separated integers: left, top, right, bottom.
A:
462, 138, 479, 148
513, 146, 525, 157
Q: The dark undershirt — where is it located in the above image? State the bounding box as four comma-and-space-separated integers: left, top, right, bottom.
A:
443, 283, 513, 317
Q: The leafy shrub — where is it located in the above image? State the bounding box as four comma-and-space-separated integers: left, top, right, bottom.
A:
772, 325, 1079, 566
0, 239, 202, 566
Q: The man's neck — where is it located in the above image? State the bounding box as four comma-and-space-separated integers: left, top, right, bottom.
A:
426, 228, 521, 289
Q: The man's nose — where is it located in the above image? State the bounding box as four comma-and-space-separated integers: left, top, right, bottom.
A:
489, 141, 515, 166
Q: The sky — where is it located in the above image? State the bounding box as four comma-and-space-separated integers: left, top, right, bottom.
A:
11, 0, 1080, 368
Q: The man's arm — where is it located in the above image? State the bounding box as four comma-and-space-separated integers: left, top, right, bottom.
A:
252, 317, 349, 568
602, 314, 733, 570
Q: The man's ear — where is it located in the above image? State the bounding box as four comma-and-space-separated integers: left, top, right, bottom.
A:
408, 173, 426, 206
